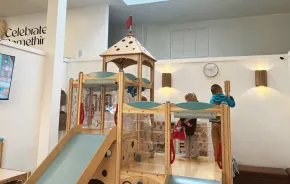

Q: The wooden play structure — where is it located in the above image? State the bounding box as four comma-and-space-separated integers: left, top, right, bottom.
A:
25, 33, 233, 184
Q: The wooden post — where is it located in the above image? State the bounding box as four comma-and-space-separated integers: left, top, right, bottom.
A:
88, 89, 93, 130
102, 57, 107, 72
227, 104, 233, 184
222, 80, 233, 184
150, 61, 155, 153
224, 80, 230, 97
137, 55, 143, 152
116, 72, 125, 184
66, 78, 73, 133
221, 105, 226, 184
165, 103, 171, 171
101, 57, 107, 131
76, 72, 84, 125
150, 62, 155, 102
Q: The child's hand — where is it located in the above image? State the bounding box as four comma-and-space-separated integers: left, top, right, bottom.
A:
187, 122, 192, 127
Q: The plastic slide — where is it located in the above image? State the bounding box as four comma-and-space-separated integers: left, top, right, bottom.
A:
35, 134, 104, 184
168, 176, 220, 184
26, 126, 116, 184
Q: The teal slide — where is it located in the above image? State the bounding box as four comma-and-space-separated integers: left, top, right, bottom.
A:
35, 134, 105, 184
168, 176, 220, 184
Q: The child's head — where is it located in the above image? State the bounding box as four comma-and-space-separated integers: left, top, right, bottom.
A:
141, 96, 148, 101
211, 84, 223, 94
185, 93, 198, 102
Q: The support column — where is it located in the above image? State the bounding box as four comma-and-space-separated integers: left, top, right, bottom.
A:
137, 56, 142, 152
116, 72, 124, 184
101, 58, 107, 131
37, 0, 67, 165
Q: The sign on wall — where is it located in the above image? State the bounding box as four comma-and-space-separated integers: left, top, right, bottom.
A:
3, 26, 47, 47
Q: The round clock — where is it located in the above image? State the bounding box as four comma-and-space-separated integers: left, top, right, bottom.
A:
0, 19, 6, 39
203, 63, 219, 77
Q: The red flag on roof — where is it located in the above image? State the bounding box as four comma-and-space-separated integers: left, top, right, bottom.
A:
126, 16, 132, 30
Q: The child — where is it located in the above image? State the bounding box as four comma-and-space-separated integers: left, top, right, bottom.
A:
210, 84, 235, 161
179, 93, 199, 159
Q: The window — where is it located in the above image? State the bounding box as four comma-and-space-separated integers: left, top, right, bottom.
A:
170, 28, 209, 59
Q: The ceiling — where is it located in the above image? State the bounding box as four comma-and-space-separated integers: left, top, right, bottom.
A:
1, 0, 290, 25
110, 0, 290, 24
0, 0, 122, 17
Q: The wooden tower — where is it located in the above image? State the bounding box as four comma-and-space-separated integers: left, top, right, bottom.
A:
100, 33, 156, 128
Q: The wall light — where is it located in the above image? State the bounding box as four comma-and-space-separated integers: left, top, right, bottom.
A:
162, 73, 171, 88
255, 70, 267, 87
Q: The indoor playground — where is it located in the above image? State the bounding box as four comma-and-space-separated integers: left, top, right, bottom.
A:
2, 1, 290, 184
24, 33, 234, 184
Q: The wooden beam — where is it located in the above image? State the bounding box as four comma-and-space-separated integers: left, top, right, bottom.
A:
224, 81, 230, 97
76, 127, 117, 184
116, 72, 125, 184
76, 72, 84, 125
25, 126, 82, 184
66, 78, 73, 133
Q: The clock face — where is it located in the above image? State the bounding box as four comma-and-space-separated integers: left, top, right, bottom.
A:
0, 19, 6, 39
203, 63, 219, 77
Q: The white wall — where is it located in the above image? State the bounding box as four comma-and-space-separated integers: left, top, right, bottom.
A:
155, 55, 290, 168
110, 13, 290, 59
64, 5, 109, 58
3, 5, 109, 58
0, 42, 45, 171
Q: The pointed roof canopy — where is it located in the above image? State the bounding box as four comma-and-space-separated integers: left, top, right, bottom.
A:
100, 34, 156, 68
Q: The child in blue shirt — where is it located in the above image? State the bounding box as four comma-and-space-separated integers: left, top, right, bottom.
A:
210, 84, 235, 161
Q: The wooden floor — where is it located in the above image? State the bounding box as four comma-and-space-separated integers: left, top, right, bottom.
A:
121, 154, 221, 182
0, 168, 28, 184
172, 155, 222, 182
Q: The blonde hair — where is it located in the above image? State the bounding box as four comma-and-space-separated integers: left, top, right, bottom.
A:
185, 93, 198, 102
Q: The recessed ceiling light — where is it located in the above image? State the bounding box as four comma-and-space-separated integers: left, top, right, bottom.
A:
123, 0, 169, 6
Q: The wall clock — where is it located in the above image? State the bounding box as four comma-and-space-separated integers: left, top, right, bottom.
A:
0, 19, 6, 39
203, 63, 219, 77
